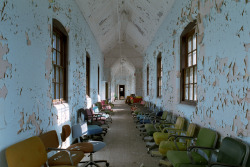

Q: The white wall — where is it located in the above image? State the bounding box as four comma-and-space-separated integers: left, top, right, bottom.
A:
0, 0, 104, 166
143, 0, 250, 143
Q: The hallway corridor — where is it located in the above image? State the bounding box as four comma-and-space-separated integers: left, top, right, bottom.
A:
81, 101, 160, 167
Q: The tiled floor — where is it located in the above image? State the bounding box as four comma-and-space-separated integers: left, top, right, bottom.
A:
79, 100, 161, 167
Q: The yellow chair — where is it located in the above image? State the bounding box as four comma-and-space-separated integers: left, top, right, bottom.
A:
5, 136, 75, 167
158, 123, 196, 156
153, 117, 185, 145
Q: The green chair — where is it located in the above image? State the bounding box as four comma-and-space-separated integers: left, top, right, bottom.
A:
156, 123, 196, 157
176, 137, 249, 167
146, 117, 185, 152
166, 128, 218, 167
153, 117, 185, 145
143, 112, 174, 141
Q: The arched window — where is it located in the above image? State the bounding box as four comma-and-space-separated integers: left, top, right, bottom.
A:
157, 53, 162, 97
98, 65, 100, 95
86, 52, 90, 97
180, 21, 197, 104
147, 65, 149, 96
52, 19, 68, 103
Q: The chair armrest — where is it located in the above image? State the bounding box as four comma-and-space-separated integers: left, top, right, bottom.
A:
187, 146, 216, 152
47, 147, 83, 165
209, 162, 241, 167
162, 127, 181, 133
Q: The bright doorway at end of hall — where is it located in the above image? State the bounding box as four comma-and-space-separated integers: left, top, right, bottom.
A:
119, 85, 125, 100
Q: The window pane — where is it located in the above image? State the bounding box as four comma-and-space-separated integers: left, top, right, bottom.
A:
52, 66, 55, 81
60, 68, 63, 83
56, 67, 59, 82
185, 69, 189, 84
193, 51, 197, 65
56, 83, 59, 99
60, 84, 63, 99
194, 66, 197, 83
190, 67, 193, 84
56, 36, 60, 51
185, 85, 188, 100
193, 34, 196, 50
53, 34, 56, 49
188, 36, 192, 52
189, 84, 193, 100
53, 50, 56, 64
57, 51, 60, 65
52, 82, 55, 99
194, 84, 197, 101
188, 53, 192, 66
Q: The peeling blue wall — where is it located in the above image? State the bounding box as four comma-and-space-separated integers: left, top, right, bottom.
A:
0, 0, 104, 166
143, 0, 250, 143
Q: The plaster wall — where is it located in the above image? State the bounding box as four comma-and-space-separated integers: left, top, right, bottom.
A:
0, 0, 104, 166
143, 0, 250, 143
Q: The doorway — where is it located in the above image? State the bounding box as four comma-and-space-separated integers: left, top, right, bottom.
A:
105, 82, 108, 100
119, 85, 125, 100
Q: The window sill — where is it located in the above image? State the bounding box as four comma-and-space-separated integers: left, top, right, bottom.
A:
180, 100, 197, 106
53, 99, 66, 106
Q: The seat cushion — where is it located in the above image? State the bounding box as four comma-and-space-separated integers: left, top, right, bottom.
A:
167, 151, 208, 167
67, 142, 94, 153
87, 125, 103, 135
88, 141, 106, 152
159, 141, 187, 155
153, 132, 170, 145
145, 124, 157, 136
48, 150, 85, 166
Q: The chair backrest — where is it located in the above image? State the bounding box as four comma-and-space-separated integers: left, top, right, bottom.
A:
217, 137, 249, 167
196, 128, 218, 158
39, 130, 60, 152
61, 124, 71, 142
6, 136, 47, 167
174, 117, 185, 130
186, 123, 196, 137
161, 111, 168, 120
165, 112, 172, 122
92, 106, 99, 114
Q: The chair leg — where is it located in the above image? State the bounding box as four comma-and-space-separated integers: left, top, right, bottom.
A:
81, 153, 109, 167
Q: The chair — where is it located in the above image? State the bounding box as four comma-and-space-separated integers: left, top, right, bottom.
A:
92, 106, 112, 123
153, 117, 185, 145
72, 124, 109, 167
146, 117, 185, 152
175, 137, 249, 167
39, 130, 85, 166
166, 128, 218, 167
5, 136, 75, 167
142, 111, 173, 138
158, 123, 197, 155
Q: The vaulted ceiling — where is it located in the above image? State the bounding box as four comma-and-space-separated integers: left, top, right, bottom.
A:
76, 0, 176, 55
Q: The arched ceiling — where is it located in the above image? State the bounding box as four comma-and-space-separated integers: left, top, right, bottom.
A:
76, 0, 176, 55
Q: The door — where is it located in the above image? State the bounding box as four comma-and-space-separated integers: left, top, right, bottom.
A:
119, 85, 125, 100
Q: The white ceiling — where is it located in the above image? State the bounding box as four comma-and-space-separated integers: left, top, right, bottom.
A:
76, 0, 176, 55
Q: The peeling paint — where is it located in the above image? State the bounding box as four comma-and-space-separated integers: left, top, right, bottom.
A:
244, 43, 250, 52
0, 42, 11, 79
0, 85, 8, 99
17, 112, 24, 134
25, 32, 31, 46
27, 112, 42, 135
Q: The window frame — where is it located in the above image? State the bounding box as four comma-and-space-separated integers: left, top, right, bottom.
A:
86, 53, 90, 97
98, 65, 100, 95
147, 65, 149, 96
157, 53, 162, 98
180, 21, 197, 105
52, 19, 68, 104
